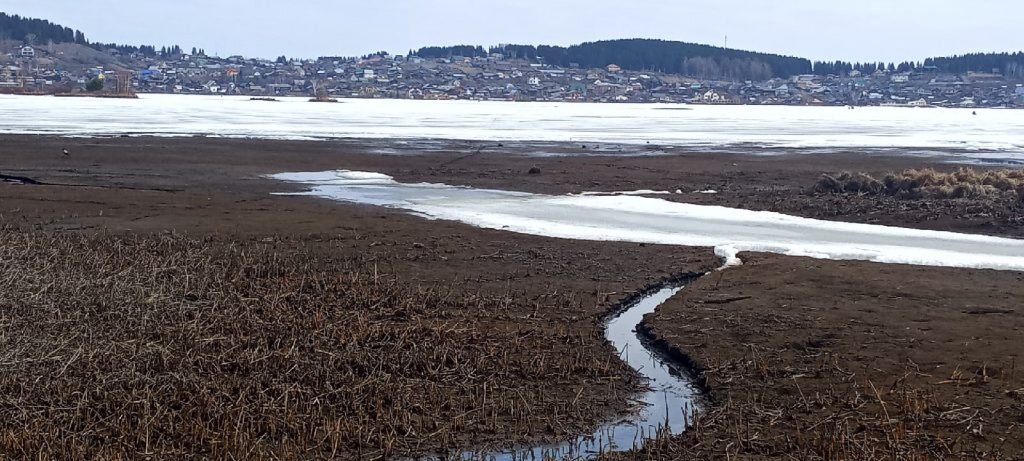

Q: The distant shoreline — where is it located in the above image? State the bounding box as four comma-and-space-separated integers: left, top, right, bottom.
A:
2, 91, 1017, 109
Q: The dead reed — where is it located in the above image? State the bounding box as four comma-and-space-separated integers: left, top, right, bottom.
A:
814, 167, 1024, 200
607, 254, 1024, 460
0, 229, 638, 459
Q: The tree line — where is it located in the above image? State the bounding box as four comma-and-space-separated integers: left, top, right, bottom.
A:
0, 11, 186, 58
812, 54, 1024, 78
924, 53, 1024, 79
413, 39, 813, 80
811, 61, 921, 75
0, 12, 86, 45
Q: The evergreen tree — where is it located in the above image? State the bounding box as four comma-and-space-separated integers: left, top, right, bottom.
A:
85, 76, 104, 92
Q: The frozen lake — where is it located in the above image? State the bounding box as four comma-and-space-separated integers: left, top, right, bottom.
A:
2, 94, 1023, 162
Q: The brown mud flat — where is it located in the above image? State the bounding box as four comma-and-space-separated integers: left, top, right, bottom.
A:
1, 135, 1023, 459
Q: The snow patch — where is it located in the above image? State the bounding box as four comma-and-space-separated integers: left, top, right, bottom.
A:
272, 170, 1024, 272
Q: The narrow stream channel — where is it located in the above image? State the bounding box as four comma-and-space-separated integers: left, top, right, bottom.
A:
455, 285, 698, 460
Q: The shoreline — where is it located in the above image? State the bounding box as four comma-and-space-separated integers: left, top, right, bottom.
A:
0, 133, 1021, 169
3, 92, 1021, 109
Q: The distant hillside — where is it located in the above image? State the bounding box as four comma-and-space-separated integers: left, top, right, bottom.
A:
925, 53, 1024, 79
414, 39, 813, 80
0, 11, 87, 44
0, 11, 182, 59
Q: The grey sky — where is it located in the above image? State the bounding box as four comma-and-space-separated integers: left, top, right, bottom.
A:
2, 0, 1021, 62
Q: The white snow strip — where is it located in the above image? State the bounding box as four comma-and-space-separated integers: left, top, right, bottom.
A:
271, 170, 1024, 272
575, 189, 672, 196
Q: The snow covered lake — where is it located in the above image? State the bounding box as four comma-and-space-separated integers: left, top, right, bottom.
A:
2, 94, 1024, 162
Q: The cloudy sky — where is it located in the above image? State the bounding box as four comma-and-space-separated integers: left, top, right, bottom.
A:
2, 0, 1021, 62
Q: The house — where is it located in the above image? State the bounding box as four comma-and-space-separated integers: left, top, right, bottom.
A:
20, 46, 34, 58
527, 76, 541, 86
606, 64, 622, 73
702, 90, 723, 103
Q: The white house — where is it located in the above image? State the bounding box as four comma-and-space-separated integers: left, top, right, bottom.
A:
20, 46, 34, 58
702, 90, 723, 103
527, 76, 541, 86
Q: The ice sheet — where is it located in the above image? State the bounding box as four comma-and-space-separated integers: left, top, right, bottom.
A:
4, 94, 1024, 161
272, 170, 1024, 272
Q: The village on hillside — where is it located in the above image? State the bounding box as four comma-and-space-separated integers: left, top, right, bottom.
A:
4, 42, 1024, 107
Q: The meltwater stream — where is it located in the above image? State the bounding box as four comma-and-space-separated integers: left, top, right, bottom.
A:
452, 286, 694, 460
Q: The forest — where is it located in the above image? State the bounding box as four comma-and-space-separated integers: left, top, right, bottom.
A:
924, 53, 1024, 79
413, 40, 1024, 82
812, 54, 1024, 78
0, 12, 86, 45
414, 39, 813, 80
0, 12, 181, 59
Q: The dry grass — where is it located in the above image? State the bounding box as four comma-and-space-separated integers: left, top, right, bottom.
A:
612, 254, 1024, 460
814, 167, 1024, 200
0, 229, 637, 460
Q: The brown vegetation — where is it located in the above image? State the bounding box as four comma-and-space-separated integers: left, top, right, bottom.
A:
0, 229, 654, 460
617, 254, 1024, 460
815, 167, 1024, 200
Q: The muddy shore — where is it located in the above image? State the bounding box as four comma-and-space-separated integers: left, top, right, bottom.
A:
1, 135, 1022, 459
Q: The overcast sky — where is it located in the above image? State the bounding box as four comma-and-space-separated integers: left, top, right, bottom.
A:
2, 0, 1021, 62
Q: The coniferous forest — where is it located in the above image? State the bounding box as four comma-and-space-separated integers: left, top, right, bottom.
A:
415, 39, 813, 80
414, 40, 1024, 80
0, 12, 181, 58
